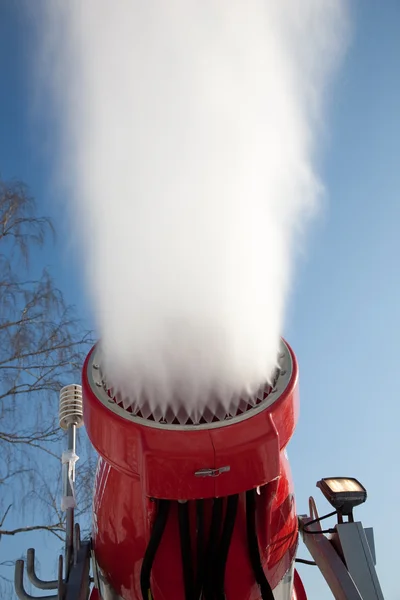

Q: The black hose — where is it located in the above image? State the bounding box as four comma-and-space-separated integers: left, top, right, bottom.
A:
140, 499, 170, 600
178, 501, 196, 600
246, 489, 274, 600
215, 494, 239, 600
195, 500, 205, 599
203, 497, 224, 600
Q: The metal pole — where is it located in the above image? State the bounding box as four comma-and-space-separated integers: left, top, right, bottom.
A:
65, 423, 77, 579
59, 384, 83, 582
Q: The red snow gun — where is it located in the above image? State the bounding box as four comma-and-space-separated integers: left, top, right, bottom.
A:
14, 340, 384, 600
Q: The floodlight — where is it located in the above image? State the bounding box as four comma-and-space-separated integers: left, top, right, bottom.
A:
317, 478, 367, 516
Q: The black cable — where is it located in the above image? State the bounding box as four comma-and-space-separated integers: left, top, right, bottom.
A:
203, 497, 224, 600
246, 489, 274, 600
304, 528, 336, 535
302, 510, 337, 535
215, 494, 239, 600
195, 500, 205, 599
295, 558, 317, 566
140, 499, 170, 600
178, 501, 196, 600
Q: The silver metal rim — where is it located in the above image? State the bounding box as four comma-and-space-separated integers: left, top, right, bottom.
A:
86, 340, 293, 431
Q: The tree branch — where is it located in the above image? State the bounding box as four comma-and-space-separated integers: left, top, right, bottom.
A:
0, 524, 65, 541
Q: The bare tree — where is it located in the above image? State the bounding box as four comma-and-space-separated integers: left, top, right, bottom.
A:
0, 177, 95, 589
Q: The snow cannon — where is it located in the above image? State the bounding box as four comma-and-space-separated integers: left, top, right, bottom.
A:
82, 339, 299, 599
14, 340, 386, 600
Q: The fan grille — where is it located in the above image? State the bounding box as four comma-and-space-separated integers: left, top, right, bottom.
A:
88, 341, 292, 429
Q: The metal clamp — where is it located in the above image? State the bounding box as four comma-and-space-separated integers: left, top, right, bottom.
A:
194, 466, 230, 478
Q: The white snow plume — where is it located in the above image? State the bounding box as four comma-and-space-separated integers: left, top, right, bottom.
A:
41, 1, 348, 423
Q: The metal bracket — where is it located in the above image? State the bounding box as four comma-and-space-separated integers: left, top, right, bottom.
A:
26, 548, 59, 591
14, 530, 91, 600
299, 496, 385, 599
65, 539, 91, 600
336, 522, 384, 599
15, 553, 63, 600
299, 514, 362, 600
194, 465, 230, 477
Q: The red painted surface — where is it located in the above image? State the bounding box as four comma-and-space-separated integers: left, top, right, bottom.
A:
83, 341, 300, 599
293, 569, 308, 600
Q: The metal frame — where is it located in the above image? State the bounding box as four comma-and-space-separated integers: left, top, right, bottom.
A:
299, 497, 385, 600
14, 386, 92, 600
14, 524, 91, 600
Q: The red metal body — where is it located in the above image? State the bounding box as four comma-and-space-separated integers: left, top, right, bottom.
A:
83, 340, 302, 599
293, 570, 308, 600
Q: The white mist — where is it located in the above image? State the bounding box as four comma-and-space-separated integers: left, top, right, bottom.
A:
41, 1, 347, 422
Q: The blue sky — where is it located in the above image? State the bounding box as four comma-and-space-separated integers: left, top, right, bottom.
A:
1, 1, 399, 598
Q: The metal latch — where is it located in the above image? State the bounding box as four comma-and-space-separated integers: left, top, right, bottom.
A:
194, 466, 230, 478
